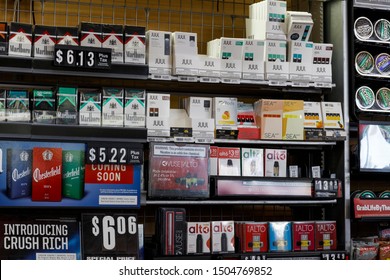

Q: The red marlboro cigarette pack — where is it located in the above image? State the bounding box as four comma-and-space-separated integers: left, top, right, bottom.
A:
32, 147, 62, 202
292, 221, 315, 251
315, 221, 337, 251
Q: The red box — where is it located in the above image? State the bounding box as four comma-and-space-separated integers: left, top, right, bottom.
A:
218, 147, 241, 176
242, 222, 268, 253
32, 147, 62, 201
238, 127, 260, 140
315, 221, 337, 251
292, 221, 315, 251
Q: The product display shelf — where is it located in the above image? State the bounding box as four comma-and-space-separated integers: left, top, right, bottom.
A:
0, 122, 147, 143
144, 199, 337, 206
214, 139, 339, 147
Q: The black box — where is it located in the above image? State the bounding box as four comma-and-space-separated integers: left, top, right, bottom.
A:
80, 22, 102, 48
0, 22, 8, 55
102, 24, 124, 63
33, 25, 56, 58
9, 22, 32, 57
56, 26, 79, 45
157, 208, 186, 256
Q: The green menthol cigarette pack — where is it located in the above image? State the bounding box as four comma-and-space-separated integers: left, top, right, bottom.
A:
124, 89, 145, 127
102, 87, 124, 127
56, 87, 78, 125
33, 89, 56, 124
0, 89, 5, 121
79, 89, 102, 126
62, 150, 85, 200
6, 90, 30, 122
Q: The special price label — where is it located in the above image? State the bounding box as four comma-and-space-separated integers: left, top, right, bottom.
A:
54, 45, 111, 69
86, 143, 143, 165
82, 214, 139, 260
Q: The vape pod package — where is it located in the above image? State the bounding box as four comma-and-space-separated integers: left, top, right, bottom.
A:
6, 149, 32, 199
62, 150, 85, 200
33, 25, 56, 59
187, 222, 211, 254
241, 148, 264, 177
172, 31, 199, 76
213, 97, 238, 128
268, 221, 292, 252
242, 222, 268, 253
56, 87, 78, 125
218, 147, 241, 176
286, 11, 313, 41
6, 90, 30, 122
242, 39, 266, 80
148, 143, 209, 198
124, 26, 146, 65
321, 102, 345, 130
32, 147, 62, 202
146, 92, 171, 137
124, 89, 146, 127
102, 87, 124, 127
79, 89, 102, 126
282, 100, 304, 140
264, 149, 287, 177
157, 208, 187, 256
32, 89, 56, 124
146, 30, 172, 75
292, 221, 315, 251
102, 24, 124, 63
254, 99, 283, 140
211, 221, 235, 254
315, 221, 337, 251
8, 22, 32, 57
80, 22, 102, 48
0, 89, 6, 121
0, 22, 8, 55
56, 26, 79, 45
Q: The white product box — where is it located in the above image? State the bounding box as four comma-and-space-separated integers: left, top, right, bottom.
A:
79, 90, 102, 126
184, 97, 213, 119
102, 24, 124, 63
211, 221, 235, 254
146, 30, 172, 75
9, 23, 32, 57
173, 54, 199, 76
242, 39, 265, 80
264, 40, 288, 81
321, 102, 344, 130
124, 26, 146, 65
246, 19, 287, 41
33, 25, 56, 59
187, 222, 211, 254
102, 88, 124, 127
265, 149, 287, 177
218, 147, 241, 176
170, 109, 192, 134
146, 92, 171, 137
198, 55, 221, 78
288, 41, 314, 82
282, 100, 304, 140
312, 43, 333, 83
172, 32, 198, 55
210, 146, 219, 176
213, 97, 238, 128
80, 22, 102, 48
254, 99, 283, 140
124, 89, 146, 127
241, 148, 264, 177
191, 118, 215, 140
304, 101, 323, 129
286, 11, 313, 41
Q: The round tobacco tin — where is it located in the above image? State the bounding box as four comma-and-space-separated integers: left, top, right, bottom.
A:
357, 190, 376, 198
354, 17, 373, 40
356, 86, 375, 110
376, 87, 390, 110
375, 53, 390, 75
355, 51, 374, 75
374, 19, 390, 41
379, 191, 390, 198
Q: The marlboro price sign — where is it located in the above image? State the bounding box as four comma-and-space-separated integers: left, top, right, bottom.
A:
86, 142, 143, 165
81, 213, 139, 260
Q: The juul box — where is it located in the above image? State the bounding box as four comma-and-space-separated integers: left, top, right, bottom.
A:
242, 39, 265, 80
216, 38, 244, 79
0, 89, 6, 121
254, 99, 283, 140
211, 221, 235, 254
282, 100, 304, 140
32, 147, 62, 202
124, 26, 146, 65
187, 222, 211, 254
315, 221, 337, 251
184, 97, 213, 119
102, 88, 124, 127
79, 89, 102, 126
80, 22, 102, 48
102, 24, 124, 63
292, 221, 315, 251
56, 87, 78, 125
124, 89, 146, 127
264, 40, 289, 81
6, 90, 30, 122
6, 149, 32, 199
0, 22, 8, 55
242, 222, 268, 253
288, 41, 314, 82
62, 150, 85, 200
269, 221, 292, 252
33, 25, 56, 59
146, 30, 172, 75
9, 22, 32, 57
265, 149, 287, 177
56, 26, 79, 45
312, 43, 333, 83
286, 11, 313, 41
146, 92, 170, 137
157, 208, 186, 256
172, 32, 199, 76
33, 89, 56, 124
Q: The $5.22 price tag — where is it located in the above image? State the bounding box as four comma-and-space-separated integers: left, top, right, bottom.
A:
82, 214, 139, 260
86, 143, 143, 165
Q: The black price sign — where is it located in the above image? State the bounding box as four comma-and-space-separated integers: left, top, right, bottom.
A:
82, 214, 139, 260
321, 253, 346, 260
54, 45, 111, 69
86, 143, 143, 165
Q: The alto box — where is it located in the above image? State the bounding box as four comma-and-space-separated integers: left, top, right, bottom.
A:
186, 222, 211, 254
264, 149, 287, 177
211, 221, 235, 254
32, 147, 62, 202
241, 148, 264, 177
315, 221, 337, 251
218, 147, 241, 176
268, 221, 292, 252
242, 222, 268, 253
292, 221, 315, 251
6, 149, 32, 199
158, 208, 186, 256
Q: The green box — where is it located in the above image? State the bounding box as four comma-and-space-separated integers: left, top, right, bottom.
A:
62, 150, 85, 200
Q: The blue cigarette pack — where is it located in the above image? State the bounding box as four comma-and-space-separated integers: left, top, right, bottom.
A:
6, 149, 32, 199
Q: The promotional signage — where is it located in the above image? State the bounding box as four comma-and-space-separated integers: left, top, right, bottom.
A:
81, 213, 138, 260
86, 143, 143, 165
0, 141, 141, 208
354, 198, 390, 218
54, 45, 111, 69
0, 216, 81, 260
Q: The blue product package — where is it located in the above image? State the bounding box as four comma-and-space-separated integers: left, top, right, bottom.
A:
268, 221, 292, 252
6, 149, 32, 199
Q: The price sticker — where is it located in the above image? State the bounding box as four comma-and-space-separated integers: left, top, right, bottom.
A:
86, 143, 143, 165
54, 45, 111, 69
